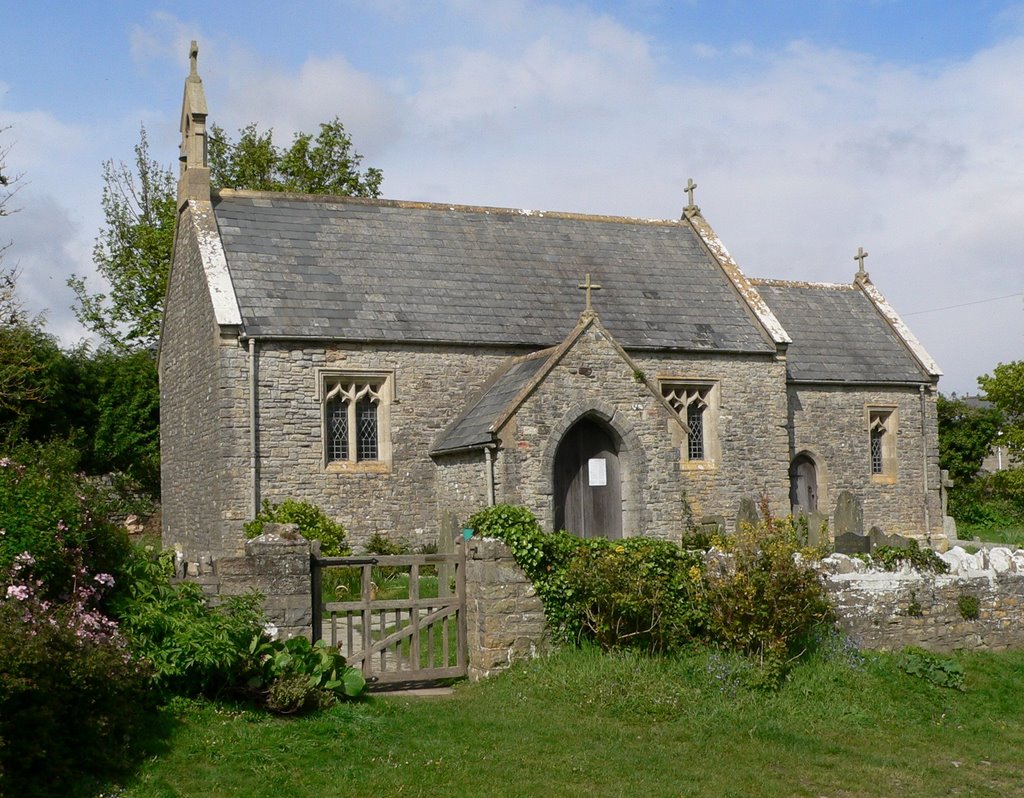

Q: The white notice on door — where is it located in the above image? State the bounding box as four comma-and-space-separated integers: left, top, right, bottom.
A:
588, 458, 607, 486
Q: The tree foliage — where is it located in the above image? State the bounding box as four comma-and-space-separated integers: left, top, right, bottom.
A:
979, 361, 1024, 456
937, 394, 1004, 484
68, 127, 177, 353
209, 118, 382, 196
70, 118, 382, 355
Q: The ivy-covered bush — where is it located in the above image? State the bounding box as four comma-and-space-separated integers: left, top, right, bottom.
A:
244, 498, 349, 556
468, 504, 835, 684
0, 548, 152, 797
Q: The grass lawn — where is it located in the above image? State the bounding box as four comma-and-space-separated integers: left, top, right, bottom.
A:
958, 523, 1024, 548
112, 644, 1024, 798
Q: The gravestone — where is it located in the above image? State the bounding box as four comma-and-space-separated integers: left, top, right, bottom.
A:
805, 510, 829, 548
833, 491, 868, 554
834, 530, 871, 555
736, 496, 760, 531
834, 491, 863, 537
868, 527, 914, 551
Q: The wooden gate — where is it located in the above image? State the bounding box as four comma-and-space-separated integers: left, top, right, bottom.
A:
311, 547, 466, 684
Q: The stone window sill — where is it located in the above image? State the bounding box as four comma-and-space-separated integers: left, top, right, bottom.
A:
325, 461, 391, 475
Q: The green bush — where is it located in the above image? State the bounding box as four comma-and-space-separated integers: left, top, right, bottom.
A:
0, 552, 152, 797
245, 498, 349, 556
0, 439, 129, 596
110, 545, 267, 697
957, 593, 980, 620
565, 537, 705, 653
703, 516, 834, 678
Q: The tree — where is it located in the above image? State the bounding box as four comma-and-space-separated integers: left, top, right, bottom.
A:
978, 361, 1024, 457
209, 118, 382, 196
936, 394, 1003, 484
68, 126, 177, 352
70, 119, 383, 353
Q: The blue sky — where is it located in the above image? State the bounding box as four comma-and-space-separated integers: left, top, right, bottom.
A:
4, 1, 1023, 394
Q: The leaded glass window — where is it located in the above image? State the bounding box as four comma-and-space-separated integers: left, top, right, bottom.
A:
869, 410, 893, 476
662, 383, 712, 462
324, 380, 383, 464
356, 396, 378, 461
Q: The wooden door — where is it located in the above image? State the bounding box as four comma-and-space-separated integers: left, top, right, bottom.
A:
789, 454, 818, 513
553, 418, 622, 539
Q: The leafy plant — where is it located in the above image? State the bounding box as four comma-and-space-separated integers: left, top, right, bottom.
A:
246, 635, 365, 714
245, 498, 349, 556
871, 539, 950, 574
957, 593, 980, 621
897, 647, 965, 690
110, 545, 266, 697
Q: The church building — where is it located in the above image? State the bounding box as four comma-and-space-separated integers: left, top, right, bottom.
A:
160, 46, 945, 562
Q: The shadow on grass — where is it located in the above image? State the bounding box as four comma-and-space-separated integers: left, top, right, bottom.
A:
37, 705, 179, 798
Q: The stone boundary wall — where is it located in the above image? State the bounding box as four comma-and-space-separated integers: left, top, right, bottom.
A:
185, 529, 1024, 670
185, 523, 313, 641
464, 538, 550, 680
819, 546, 1024, 652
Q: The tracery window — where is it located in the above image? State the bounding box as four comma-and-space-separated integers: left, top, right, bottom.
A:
321, 373, 392, 468
661, 382, 716, 464
867, 406, 897, 479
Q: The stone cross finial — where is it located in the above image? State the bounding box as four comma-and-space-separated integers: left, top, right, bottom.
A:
578, 273, 602, 312
189, 40, 199, 76
685, 178, 698, 207
854, 246, 869, 279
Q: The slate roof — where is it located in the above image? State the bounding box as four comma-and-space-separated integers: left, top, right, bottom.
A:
212, 192, 775, 353
753, 281, 929, 383
432, 352, 551, 453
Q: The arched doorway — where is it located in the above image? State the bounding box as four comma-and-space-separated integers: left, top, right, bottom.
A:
553, 417, 622, 539
789, 453, 818, 514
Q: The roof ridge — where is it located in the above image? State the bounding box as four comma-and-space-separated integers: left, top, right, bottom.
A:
751, 278, 856, 290
214, 188, 685, 227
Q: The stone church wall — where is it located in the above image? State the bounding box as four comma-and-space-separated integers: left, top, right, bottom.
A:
252, 341, 519, 550
160, 206, 251, 561
495, 326, 790, 539
788, 385, 943, 541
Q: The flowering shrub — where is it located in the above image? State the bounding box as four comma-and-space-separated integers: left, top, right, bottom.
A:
0, 548, 152, 797
0, 440, 129, 595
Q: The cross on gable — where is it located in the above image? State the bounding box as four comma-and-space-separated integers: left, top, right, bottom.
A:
578, 273, 602, 312
190, 40, 199, 75
854, 246, 869, 279
684, 178, 698, 208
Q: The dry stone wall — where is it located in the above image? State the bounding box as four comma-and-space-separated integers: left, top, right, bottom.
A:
820, 546, 1024, 652
464, 538, 550, 680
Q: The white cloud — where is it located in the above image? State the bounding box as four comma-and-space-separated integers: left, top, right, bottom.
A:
52, 4, 1024, 392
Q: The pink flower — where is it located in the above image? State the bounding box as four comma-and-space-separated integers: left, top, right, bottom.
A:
6, 585, 30, 601
14, 552, 35, 567
94, 573, 115, 588
57, 520, 68, 532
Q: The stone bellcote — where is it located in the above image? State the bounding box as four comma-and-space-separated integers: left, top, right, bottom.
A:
178, 40, 211, 206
